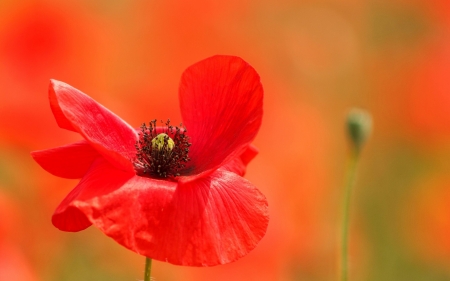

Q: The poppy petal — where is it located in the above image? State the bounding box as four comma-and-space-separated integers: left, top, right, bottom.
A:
179, 55, 263, 177
150, 169, 269, 266
221, 144, 259, 176
67, 158, 268, 266
52, 178, 92, 232
49, 80, 137, 172
31, 141, 98, 179
51, 157, 135, 232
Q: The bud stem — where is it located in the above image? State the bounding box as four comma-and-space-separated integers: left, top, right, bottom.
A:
340, 149, 359, 281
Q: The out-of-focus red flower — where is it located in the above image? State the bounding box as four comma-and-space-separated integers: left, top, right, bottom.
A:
0, 244, 38, 281
405, 40, 450, 143
0, 191, 38, 281
31, 55, 269, 266
0, 1, 115, 147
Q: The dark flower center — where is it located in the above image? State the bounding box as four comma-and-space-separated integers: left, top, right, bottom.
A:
134, 119, 191, 179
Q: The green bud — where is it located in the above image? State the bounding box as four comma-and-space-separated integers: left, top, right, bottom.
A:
151, 133, 175, 151
346, 108, 372, 151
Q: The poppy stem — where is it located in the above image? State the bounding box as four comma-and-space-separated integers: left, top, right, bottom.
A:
144, 257, 152, 281
340, 149, 359, 281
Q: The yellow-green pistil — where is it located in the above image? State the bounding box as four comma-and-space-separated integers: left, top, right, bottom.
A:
151, 133, 175, 151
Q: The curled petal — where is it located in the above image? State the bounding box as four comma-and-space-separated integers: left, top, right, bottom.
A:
52, 178, 92, 232
49, 80, 137, 172
51, 157, 135, 232
31, 140, 98, 179
179, 55, 263, 178
221, 144, 259, 176
66, 158, 268, 266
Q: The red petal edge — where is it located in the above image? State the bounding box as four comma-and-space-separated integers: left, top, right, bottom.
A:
64, 158, 268, 266
179, 55, 263, 180
49, 80, 137, 172
31, 140, 98, 179
221, 144, 259, 176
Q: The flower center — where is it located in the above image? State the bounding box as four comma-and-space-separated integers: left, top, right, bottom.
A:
134, 119, 191, 179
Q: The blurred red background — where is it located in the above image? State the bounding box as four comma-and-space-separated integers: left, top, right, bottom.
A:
0, 0, 450, 280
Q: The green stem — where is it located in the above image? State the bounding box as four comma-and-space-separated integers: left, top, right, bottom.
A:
340, 150, 359, 281
144, 257, 152, 281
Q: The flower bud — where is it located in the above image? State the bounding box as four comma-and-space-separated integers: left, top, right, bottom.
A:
346, 108, 372, 152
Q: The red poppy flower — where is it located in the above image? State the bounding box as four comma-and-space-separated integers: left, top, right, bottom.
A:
31, 55, 268, 266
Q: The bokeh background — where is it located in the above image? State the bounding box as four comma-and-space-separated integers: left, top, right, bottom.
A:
1, 0, 450, 280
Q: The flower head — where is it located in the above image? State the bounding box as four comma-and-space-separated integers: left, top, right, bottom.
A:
31, 55, 269, 266
346, 108, 372, 152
